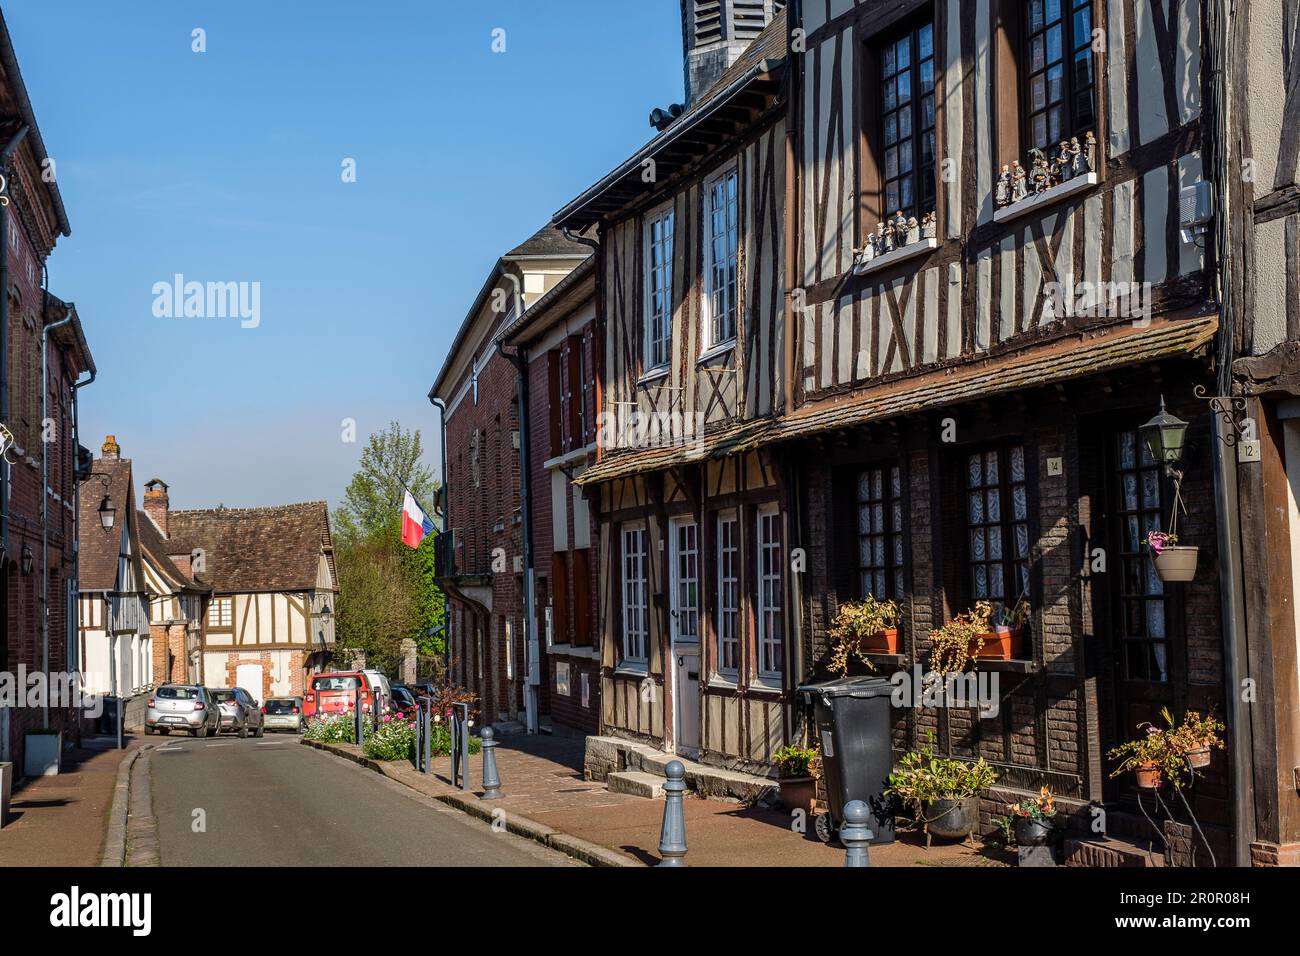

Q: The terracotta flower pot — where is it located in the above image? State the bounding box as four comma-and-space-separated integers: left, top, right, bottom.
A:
858, 628, 900, 654
1186, 746, 1212, 769
777, 777, 817, 816
1134, 762, 1162, 789
1152, 545, 1198, 583
971, 625, 1025, 660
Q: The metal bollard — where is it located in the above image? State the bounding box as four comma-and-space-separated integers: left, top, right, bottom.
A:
841, 800, 874, 867
480, 727, 502, 799
421, 699, 432, 775
657, 760, 688, 867
353, 687, 363, 744
372, 686, 382, 731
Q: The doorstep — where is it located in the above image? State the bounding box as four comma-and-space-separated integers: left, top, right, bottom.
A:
1063, 834, 1166, 867
584, 735, 778, 805
607, 770, 665, 799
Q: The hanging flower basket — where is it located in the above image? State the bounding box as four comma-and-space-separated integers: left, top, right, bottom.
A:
1134, 762, 1162, 790
1148, 532, 1198, 583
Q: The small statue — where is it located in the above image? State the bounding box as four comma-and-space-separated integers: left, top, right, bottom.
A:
1069, 136, 1085, 178
922, 210, 936, 239
881, 218, 895, 253
1084, 131, 1097, 173
1029, 147, 1051, 194
892, 209, 909, 246
906, 216, 920, 245
996, 164, 1012, 207
856, 231, 876, 266
1055, 141, 1073, 183
1011, 161, 1028, 202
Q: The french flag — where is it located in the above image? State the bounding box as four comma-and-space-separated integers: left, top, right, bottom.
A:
401, 490, 435, 549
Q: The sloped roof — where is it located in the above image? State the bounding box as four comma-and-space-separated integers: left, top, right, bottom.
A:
136, 510, 208, 594
574, 314, 1220, 485
167, 501, 334, 594
78, 459, 137, 591
506, 224, 591, 259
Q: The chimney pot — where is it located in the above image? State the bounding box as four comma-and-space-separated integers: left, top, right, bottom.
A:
101, 434, 120, 460
144, 477, 170, 538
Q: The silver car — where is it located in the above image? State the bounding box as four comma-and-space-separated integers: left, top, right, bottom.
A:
211, 687, 264, 738
262, 697, 306, 733
145, 685, 221, 738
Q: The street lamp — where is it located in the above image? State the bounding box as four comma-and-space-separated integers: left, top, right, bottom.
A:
20, 544, 33, 575
85, 472, 117, 529
1140, 396, 1189, 475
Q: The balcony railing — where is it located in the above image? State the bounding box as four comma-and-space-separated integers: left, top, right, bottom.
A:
434, 527, 494, 579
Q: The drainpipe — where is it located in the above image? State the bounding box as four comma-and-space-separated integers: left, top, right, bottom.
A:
428, 394, 449, 675
0, 124, 29, 699
497, 279, 538, 733
72, 365, 95, 683
39, 277, 73, 727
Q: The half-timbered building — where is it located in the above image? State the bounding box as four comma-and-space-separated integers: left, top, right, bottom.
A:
139, 480, 210, 688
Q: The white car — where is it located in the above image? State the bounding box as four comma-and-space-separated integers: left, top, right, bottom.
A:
361, 670, 393, 709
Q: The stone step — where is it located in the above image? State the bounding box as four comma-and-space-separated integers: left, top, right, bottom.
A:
585, 735, 778, 805
1063, 834, 1166, 867
607, 770, 666, 799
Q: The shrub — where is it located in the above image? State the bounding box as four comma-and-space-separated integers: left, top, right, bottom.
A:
827, 595, 900, 676
927, 601, 992, 677
771, 745, 819, 779
885, 733, 998, 821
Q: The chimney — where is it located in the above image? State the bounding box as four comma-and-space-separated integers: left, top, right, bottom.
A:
679, 1, 782, 106
144, 478, 170, 538
101, 434, 121, 461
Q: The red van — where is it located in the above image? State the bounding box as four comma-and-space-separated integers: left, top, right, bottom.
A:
304, 672, 376, 717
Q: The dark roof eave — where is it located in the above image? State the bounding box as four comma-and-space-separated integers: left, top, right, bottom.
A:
502, 256, 597, 347
554, 58, 785, 230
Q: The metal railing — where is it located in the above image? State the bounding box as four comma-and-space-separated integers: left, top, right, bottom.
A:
434, 527, 494, 579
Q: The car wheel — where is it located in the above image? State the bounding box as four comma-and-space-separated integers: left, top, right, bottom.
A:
254, 722, 264, 738
238, 720, 248, 739
196, 724, 208, 739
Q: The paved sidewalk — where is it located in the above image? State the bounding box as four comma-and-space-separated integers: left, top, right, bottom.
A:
0, 735, 143, 867
306, 733, 1009, 867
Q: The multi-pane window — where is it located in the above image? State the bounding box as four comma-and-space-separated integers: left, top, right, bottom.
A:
880, 21, 936, 222
644, 206, 674, 371
858, 465, 905, 599
673, 520, 699, 643
621, 526, 649, 664
716, 512, 740, 675
207, 597, 232, 628
703, 167, 738, 346
966, 446, 1031, 604
757, 506, 784, 679
1024, 0, 1096, 151
1114, 429, 1168, 682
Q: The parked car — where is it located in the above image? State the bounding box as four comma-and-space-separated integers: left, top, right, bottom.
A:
362, 669, 393, 707
211, 687, 264, 738
304, 672, 377, 717
145, 685, 221, 738
389, 684, 418, 713
262, 697, 306, 733
409, 682, 436, 700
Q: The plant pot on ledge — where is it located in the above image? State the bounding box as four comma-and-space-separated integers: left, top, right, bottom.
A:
858, 628, 900, 654
971, 626, 1025, 661
777, 777, 818, 816
1134, 762, 1162, 790
1152, 545, 1198, 583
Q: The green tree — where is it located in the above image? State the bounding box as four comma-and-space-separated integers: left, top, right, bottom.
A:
334, 421, 438, 541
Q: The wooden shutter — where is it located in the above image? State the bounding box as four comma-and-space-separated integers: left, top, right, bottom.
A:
566, 335, 583, 452
547, 351, 562, 457
552, 551, 570, 645
572, 547, 592, 647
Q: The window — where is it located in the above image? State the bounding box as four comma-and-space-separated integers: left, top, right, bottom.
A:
880, 21, 936, 221
621, 525, 649, 665
644, 206, 674, 371
756, 505, 784, 679
966, 446, 1030, 604
1113, 428, 1168, 681
207, 597, 232, 628
858, 464, 905, 599
1024, 0, 1095, 151
716, 511, 740, 676
672, 519, 700, 643
703, 167, 738, 347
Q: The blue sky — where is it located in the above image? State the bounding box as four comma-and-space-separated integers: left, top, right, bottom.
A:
5, 0, 683, 509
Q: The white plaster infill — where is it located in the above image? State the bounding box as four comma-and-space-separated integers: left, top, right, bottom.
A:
993, 172, 1100, 223
852, 236, 939, 276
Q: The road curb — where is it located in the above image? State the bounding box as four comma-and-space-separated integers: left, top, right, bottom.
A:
302, 738, 643, 867
100, 744, 148, 867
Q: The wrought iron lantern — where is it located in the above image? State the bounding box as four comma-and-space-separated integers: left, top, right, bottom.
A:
1140, 396, 1189, 473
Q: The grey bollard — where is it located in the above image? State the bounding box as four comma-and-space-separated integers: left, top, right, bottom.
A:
354, 687, 363, 744
480, 726, 503, 799
657, 760, 688, 867
841, 800, 874, 867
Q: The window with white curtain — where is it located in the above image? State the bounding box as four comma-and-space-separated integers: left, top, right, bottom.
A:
716, 511, 739, 677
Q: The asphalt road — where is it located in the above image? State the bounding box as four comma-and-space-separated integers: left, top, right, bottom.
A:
149, 733, 578, 867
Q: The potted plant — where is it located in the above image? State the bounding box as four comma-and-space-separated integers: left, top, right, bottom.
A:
771, 744, 819, 815
978, 597, 1029, 660
926, 602, 990, 676
828, 595, 901, 673
1108, 719, 1190, 791
23, 728, 63, 778
1172, 710, 1225, 768
1147, 530, 1198, 583
885, 733, 998, 846
1003, 786, 1058, 846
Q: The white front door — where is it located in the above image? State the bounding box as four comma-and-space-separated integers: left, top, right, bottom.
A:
669, 517, 701, 755
236, 664, 264, 704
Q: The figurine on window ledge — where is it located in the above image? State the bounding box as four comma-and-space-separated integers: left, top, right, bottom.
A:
1068, 136, 1086, 178
880, 218, 894, 253
906, 216, 920, 245
922, 210, 936, 239
857, 230, 877, 265
1011, 161, 1028, 202
1029, 148, 1051, 194
892, 209, 909, 246
996, 164, 1012, 207
1055, 141, 1074, 183
1084, 131, 1097, 173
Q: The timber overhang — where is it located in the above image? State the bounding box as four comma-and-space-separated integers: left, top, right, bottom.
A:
574, 314, 1219, 486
